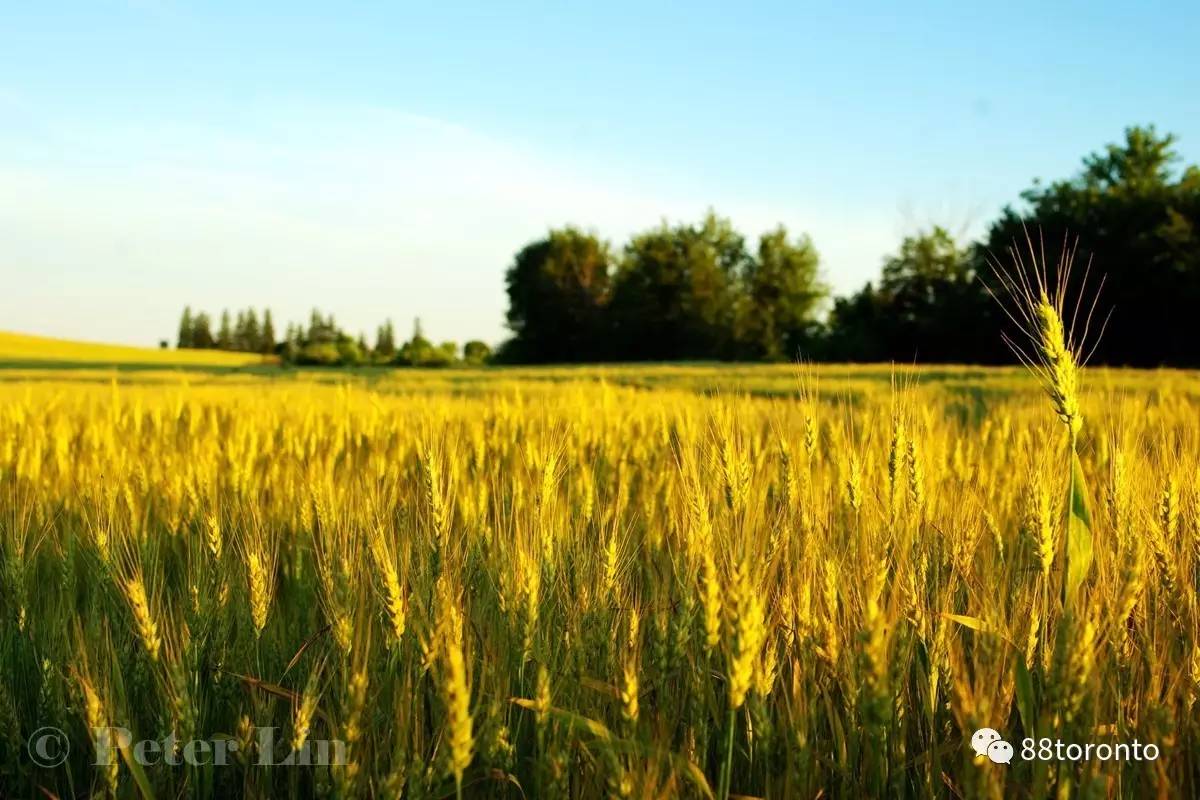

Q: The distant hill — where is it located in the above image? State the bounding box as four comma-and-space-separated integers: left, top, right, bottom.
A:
0, 331, 275, 367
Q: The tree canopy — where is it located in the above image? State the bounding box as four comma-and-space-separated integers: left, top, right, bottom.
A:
981, 125, 1200, 366
175, 308, 474, 368
167, 126, 1200, 368
498, 126, 1200, 366
824, 226, 1004, 363
504, 227, 612, 363
503, 212, 830, 363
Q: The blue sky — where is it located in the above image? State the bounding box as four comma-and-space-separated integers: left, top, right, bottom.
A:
2, 1, 1198, 347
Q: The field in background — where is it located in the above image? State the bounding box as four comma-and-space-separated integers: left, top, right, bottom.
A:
0, 331, 274, 368
1, 360, 1197, 440
1, 363, 1198, 798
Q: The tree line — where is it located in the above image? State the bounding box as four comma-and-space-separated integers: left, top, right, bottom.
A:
177, 307, 277, 354
501, 126, 1200, 366
176, 308, 492, 367
499, 215, 824, 363
171, 126, 1198, 367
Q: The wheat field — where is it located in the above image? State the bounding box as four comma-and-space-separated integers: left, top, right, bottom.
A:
1, 360, 1198, 799
0, 331, 273, 368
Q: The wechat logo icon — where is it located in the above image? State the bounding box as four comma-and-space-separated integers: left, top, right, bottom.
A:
971, 728, 1013, 764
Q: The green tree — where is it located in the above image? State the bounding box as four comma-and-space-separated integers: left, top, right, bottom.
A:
608, 211, 747, 360
823, 284, 888, 361
243, 309, 261, 353
217, 310, 233, 350
177, 307, 194, 349
336, 336, 365, 366
427, 341, 458, 367
375, 320, 397, 360
307, 310, 338, 345
398, 318, 436, 365
297, 342, 341, 365
463, 340, 492, 365
504, 227, 612, 362
738, 226, 826, 360
192, 312, 215, 349
233, 310, 247, 351
981, 125, 1200, 366
1079, 125, 1181, 192
281, 322, 300, 363
880, 226, 970, 293
261, 309, 276, 355
826, 227, 1000, 362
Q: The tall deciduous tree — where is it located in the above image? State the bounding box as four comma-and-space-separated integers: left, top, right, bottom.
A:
738, 226, 826, 360
504, 227, 612, 362
826, 227, 1001, 362
981, 125, 1200, 366
609, 212, 747, 361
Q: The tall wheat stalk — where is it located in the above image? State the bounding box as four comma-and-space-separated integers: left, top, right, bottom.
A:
988, 231, 1108, 611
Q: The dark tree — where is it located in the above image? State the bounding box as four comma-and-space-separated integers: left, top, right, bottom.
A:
738, 226, 827, 360
825, 227, 1003, 362
463, 340, 492, 364
608, 212, 747, 361
233, 310, 247, 351
217, 310, 233, 350
307, 309, 338, 345
504, 227, 612, 363
375, 319, 397, 359
243, 309, 261, 353
177, 307, 194, 349
261, 309, 276, 355
398, 318, 436, 366
192, 313, 215, 349
823, 284, 888, 362
981, 125, 1200, 366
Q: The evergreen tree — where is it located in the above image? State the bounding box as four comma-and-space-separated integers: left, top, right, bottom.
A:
244, 309, 261, 353
261, 309, 276, 355
192, 313, 215, 349
177, 306, 194, 349
233, 310, 248, 351
399, 318, 435, 365
738, 226, 826, 360
307, 309, 338, 345
375, 319, 396, 358
217, 310, 233, 350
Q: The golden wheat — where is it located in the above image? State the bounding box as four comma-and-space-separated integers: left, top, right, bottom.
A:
0, 360, 1197, 799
